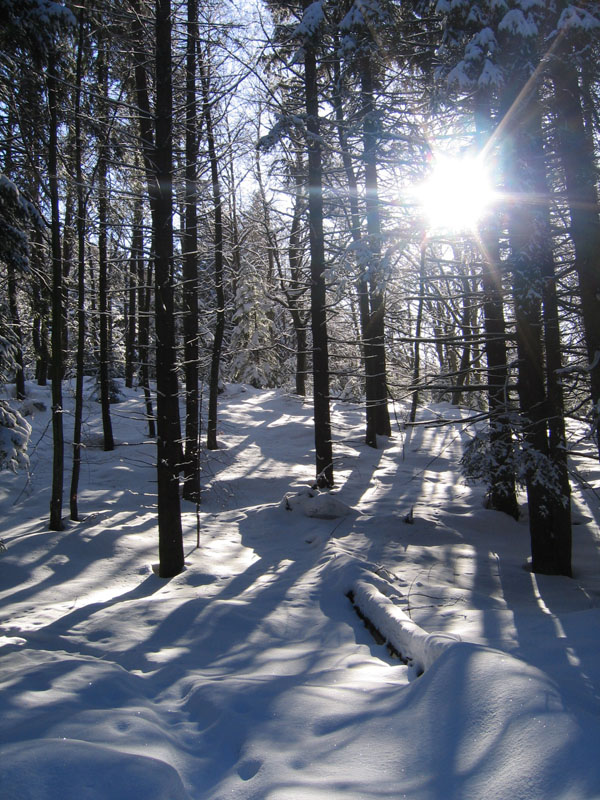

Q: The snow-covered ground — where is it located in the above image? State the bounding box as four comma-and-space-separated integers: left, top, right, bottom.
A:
1, 379, 600, 799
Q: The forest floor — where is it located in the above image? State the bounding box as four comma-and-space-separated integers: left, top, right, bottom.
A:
1, 379, 600, 799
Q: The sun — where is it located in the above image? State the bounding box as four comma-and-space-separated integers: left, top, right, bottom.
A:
417, 154, 495, 233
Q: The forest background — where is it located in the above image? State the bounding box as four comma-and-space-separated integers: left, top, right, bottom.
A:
1, 0, 600, 581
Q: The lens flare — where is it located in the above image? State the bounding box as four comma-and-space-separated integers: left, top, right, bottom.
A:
417, 155, 494, 233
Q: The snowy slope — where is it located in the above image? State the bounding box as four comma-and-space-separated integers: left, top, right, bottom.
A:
1, 380, 600, 799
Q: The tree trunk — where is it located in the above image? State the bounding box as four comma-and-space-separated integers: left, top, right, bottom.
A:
97, 29, 114, 452
132, 0, 183, 575
200, 52, 225, 452
479, 229, 519, 518
138, 235, 156, 439
47, 54, 64, 532
451, 271, 473, 405
3, 116, 25, 400
6, 261, 25, 400
124, 195, 139, 389
504, 86, 571, 576
303, 7, 333, 487
70, 8, 87, 521
288, 173, 308, 398
331, 49, 376, 446
475, 94, 519, 518
182, 0, 200, 502
409, 241, 426, 424
153, 0, 184, 577
361, 55, 390, 440
31, 266, 50, 386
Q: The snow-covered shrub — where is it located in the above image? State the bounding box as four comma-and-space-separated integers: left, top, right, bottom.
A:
0, 333, 31, 471
0, 174, 40, 274
0, 401, 31, 472
461, 424, 565, 513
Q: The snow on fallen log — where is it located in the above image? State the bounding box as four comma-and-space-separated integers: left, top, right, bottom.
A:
350, 577, 461, 675
323, 551, 461, 675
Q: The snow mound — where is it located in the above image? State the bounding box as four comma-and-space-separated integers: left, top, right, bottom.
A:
280, 487, 352, 519
400, 643, 600, 799
0, 739, 191, 800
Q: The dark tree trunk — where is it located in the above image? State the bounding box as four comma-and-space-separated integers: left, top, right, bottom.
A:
200, 53, 225, 452
47, 54, 64, 532
479, 230, 519, 518
138, 236, 156, 439
409, 241, 426, 424
331, 50, 375, 445
132, 0, 183, 576
361, 54, 390, 440
31, 266, 50, 386
287, 157, 306, 397
124, 198, 139, 389
451, 272, 473, 406
182, 0, 200, 502
303, 6, 333, 487
504, 86, 571, 576
2, 119, 25, 399
60, 188, 73, 359
6, 261, 25, 400
131, 5, 157, 442
153, 0, 184, 577
70, 8, 87, 521
286, 152, 309, 398
97, 30, 114, 452
475, 94, 519, 518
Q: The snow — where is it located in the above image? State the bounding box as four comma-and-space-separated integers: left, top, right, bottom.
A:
292, 0, 324, 41
556, 6, 600, 33
478, 59, 503, 88
498, 8, 538, 37
1, 380, 600, 798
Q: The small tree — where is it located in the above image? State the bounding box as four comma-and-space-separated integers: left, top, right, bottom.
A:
0, 175, 39, 471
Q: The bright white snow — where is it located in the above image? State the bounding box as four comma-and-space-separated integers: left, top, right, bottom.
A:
1, 379, 600, 798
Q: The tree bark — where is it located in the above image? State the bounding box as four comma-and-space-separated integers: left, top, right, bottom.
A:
409, 241, 426, 424
331, 50, 376, 445
153, 0, 184, 577
288, 165, 308, 397
361, 54, 390, 440
137, 227, 156, 439
70, 8, 87, 521
124, 202, 138, 389
47, 54, 64, 532
200, 51, 225, 452
97, 28, 114, 452
182, 0, 200, 501
303, 5, 333, 487
474, 94, 519, 518
504, 86, 571, 576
